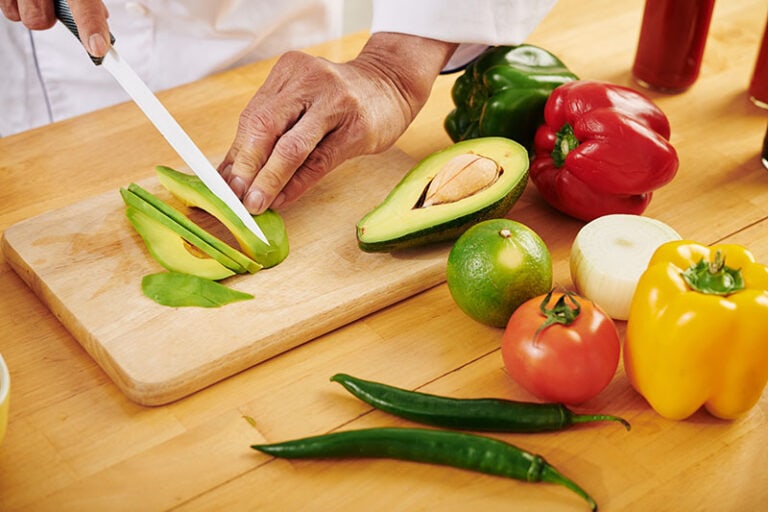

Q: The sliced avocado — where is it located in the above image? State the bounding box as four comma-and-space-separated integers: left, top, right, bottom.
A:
155, 166, 289, 268
356, 137, 529, 252
125, 183, 262, 274
121, 187, 249, 274
141, 272, 254, 308
125, 206, 236, 280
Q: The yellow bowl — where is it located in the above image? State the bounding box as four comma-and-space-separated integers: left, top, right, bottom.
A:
0, 353, 9, 445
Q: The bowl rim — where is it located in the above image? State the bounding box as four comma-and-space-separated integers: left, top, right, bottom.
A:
0, 353, 9, 405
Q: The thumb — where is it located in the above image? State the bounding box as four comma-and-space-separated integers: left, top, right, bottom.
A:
68, 0, 111, 58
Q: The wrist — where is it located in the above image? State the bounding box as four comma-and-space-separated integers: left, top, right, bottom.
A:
354, 32, 458, 115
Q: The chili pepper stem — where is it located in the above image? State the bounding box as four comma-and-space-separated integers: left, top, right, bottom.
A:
569, 413, 631, 431
541, 464, 598, 512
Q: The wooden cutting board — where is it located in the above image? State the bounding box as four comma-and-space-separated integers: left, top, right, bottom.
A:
1, 148, 452, 406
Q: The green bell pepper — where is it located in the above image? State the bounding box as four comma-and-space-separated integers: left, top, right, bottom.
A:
444, 45, 578, 150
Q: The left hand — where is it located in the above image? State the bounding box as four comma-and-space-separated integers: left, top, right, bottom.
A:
218, 32, 457, 214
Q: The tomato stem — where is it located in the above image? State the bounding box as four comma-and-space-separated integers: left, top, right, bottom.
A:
533, 289, 581, 343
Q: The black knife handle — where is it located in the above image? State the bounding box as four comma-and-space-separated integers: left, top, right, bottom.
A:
53, 0, 115, 65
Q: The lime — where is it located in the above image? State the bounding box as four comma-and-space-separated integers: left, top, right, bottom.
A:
446, 219, 553, 328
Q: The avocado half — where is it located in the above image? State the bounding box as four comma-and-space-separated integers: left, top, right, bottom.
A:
156, 166, 289, 268
356, 137, 529, 252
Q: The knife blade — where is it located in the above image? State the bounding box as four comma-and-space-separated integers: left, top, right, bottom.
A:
53, 0, 269, 246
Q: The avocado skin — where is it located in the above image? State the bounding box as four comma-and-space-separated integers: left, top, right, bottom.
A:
357, 174, 528, 252
356, 137, 529, 253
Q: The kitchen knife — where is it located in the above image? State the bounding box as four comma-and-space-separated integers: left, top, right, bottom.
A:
53, 0, 270, 246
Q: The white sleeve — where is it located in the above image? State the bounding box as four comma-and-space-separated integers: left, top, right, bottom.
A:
370, 0, 558, 71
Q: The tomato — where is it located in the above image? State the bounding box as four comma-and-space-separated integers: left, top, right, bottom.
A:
501, 290, 620, 405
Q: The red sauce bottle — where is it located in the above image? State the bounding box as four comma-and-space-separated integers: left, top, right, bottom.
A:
632, 0, 716, 93
749, 15, 768, 109
762, 123, 768, 170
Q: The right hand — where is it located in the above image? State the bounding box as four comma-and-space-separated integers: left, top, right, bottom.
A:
0, 0, 111, 57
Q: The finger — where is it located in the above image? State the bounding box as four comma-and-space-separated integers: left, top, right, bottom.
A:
0, 1, 22, 22
222, 90, 305, 200
222, 107, 282, 199
270, 130, 353, 210
68, 0, 111, 57
16, 0, 55, 29
242, 115, 328, 214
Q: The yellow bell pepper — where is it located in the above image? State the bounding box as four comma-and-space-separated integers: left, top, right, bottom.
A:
624, 240, 768, 420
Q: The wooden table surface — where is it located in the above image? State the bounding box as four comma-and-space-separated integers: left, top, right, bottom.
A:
2, 0, 767, 510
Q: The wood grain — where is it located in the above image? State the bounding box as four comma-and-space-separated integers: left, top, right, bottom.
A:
1, 148, 458, 405
1, 0, 767, 510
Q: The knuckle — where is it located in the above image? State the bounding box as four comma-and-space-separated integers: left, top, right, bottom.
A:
274, 131, 315, 164
238, 107, 275, 136
254, 167, 286, 195
303, 147, 336, 179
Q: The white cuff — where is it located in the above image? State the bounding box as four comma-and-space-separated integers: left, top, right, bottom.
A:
370, 0, 558, 46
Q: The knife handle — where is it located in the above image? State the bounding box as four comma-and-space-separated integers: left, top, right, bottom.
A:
53, 0, 115, 65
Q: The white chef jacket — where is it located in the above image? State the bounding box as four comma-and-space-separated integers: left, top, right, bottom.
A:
0, 0, 556, 137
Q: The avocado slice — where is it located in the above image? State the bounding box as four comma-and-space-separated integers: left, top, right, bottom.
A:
356, 137, 529, 252
141, 272, 254, 307
155, 165, 289, 268
122, 185, 262, 274
124, 206, 236, 280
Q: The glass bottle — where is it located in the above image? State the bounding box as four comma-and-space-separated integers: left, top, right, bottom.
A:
632, 0, 716, 93
749, 15, 768, 109
762, 123, 768, 170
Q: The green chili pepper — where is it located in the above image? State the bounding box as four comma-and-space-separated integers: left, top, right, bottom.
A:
331, 373, 630, 433
252, 427, 597, 511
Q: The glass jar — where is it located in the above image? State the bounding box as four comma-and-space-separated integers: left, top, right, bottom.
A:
632, 0, 716, 93
749, 15, 768, 109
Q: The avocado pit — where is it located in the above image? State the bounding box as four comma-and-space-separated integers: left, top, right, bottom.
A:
420, 152, 502, 208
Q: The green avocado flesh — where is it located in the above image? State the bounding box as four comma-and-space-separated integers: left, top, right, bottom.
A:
141, 272, 254, 308
155, 165, 289, 268
121, 185, 262, 275
125, 206, 236, 280
356, 137, 529, 252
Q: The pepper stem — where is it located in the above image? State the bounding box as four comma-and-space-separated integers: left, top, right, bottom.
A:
540, 463, 599, 511
552, 123, 580, 167
681, 250, 745, 296
569, 413, 631, 431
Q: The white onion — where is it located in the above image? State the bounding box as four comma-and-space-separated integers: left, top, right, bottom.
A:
569, 214, 682, 320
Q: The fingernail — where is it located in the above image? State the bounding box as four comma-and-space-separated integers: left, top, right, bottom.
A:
229, 175, 247, 198
87, 33, 109, 58
244, 188, 266, 214
221, 164, 233, 180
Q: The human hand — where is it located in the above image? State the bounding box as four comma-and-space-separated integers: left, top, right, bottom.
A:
0, 0, 110, 57
218, 32, 458, 214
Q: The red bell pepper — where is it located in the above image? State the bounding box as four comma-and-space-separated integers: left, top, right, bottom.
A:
530, 80, 678, 221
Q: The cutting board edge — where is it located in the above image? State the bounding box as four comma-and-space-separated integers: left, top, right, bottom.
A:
121, 270, 447, 406
3, 220, 450, 406
1, 228, 137, 394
